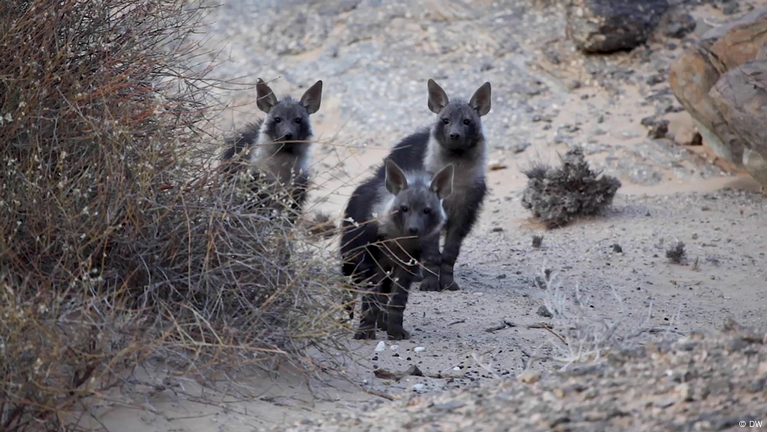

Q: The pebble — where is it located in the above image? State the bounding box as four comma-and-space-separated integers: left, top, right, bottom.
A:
375, 341, 386, 352
414, 347, 426, 353
517, 370, 540, 384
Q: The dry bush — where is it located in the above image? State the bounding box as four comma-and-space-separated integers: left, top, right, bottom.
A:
529, 266, 684, 371
0, 0, 347, 430
521, 147, 622, 229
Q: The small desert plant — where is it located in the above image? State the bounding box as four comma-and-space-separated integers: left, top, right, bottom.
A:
521, 147, 622, 228
666, 241, 687, 264
529, 265, 683, 371
0, 0, 346, 430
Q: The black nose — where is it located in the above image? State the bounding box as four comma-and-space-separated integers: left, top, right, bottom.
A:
284, 133, 293, 140
450, 133, 460, 140
408, 227, 419, 235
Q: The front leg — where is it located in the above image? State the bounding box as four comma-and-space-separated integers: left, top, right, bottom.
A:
386, 267, 414, 340
439, 185, 486, 291
418, 232, 443, 292
353, 271, 388, 340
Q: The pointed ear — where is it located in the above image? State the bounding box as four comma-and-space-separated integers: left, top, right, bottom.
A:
256, 78, 279, 113
300, 80, 323, 114
427, 79, 449, 115
469, 82, 491, 116
430, 164, 454, 200
384, 159, 408, 196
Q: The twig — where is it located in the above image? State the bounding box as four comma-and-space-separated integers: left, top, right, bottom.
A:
527, 322, 568, 346
448, 319, 466, 326
362, 387, 395, 401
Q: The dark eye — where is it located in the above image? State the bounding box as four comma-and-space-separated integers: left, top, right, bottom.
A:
400, 205, 408, 213
423, 208, 431, 214
442, 118, 449, 124
295, 118, 301, 124
463, 119, 470, 125
274, 117, 282, 123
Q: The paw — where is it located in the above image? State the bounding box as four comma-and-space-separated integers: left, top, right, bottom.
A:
387, 326, 410, 340
419, 276, 442, 292
440, 273, 460, 291
353, 329, 376, 340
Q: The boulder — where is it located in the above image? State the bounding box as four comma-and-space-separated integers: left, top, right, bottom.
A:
709, 60, 767, 192
566, 0, 669, 53
669, 8, 767, 168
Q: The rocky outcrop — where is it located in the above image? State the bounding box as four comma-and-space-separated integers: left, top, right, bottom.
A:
669, 7, 767, 186
709, 60, 767, 192
566, 0, 669, 53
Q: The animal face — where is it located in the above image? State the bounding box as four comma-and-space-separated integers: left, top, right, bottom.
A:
256, 79, 323, 153
383, 159, 454, 238
427, 79, 491, 152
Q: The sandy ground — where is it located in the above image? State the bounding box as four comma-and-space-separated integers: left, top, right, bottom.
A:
90, 0, 767, 430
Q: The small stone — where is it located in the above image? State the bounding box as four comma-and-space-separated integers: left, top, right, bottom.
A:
491, 227, 504, 232
375, 341, 386, 352
512, 142, 531, 153
433, 401, 465, 411
413, 383, 425, 391
655, 397, 676, 408
489, 160, 507, 170
676, 383, 693, 401
537, 305, 553, 318
612, 243, 623, 253
518, 370, 540, 384
566, 79, 582, 90
414, 346, 425, 353
674, 127, 699, 146
758, 361, 767, 377
646, 75, 664, 85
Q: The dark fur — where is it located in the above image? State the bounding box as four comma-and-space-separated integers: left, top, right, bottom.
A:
220, 79, 323, 224
373, 79, 492, 292
341, 159, 454, 340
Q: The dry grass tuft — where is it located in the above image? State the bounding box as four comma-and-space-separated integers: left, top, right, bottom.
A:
666, 240, 687, 264
521, 147, 622, 229
530, 266, 684, 371
0, 1, 347, 430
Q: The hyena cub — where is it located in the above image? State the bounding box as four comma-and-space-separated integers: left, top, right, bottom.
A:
382, 79, 492, 292
221, 78, 323, 223
341, 159, 454, 340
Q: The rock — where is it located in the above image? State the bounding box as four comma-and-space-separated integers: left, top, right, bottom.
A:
537, 305, 553, 318
489, 160, 508, 171
517, 370, 540, 384
511, 142, 531, 153
641, 117, 669, 139
432, 401, 466, 411
566, 79, 582, 90
566, 0, 669, 53
669, 8, 767, 168
673, 127, 702, 146
375, 341, 386, 352
657, 10, 696, 39
708, 60, 767, 191
414, 346, 425, 353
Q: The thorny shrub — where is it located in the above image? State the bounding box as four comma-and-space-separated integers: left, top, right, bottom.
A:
0, 0, 347, 430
